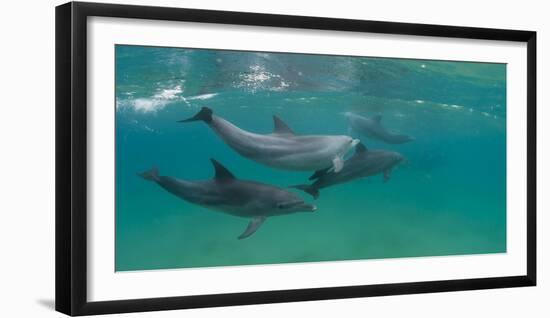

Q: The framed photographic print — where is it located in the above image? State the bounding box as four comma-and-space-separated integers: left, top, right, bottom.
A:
55, 1, 536, 316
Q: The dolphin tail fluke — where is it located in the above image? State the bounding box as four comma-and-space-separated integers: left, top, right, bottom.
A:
138, 167, 160, 182
290, 184, 320, 200
178, 106, 213, 123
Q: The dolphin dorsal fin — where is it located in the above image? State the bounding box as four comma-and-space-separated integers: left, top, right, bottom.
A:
372, 114, 382, 123
355, 143, 368, 155
210, 159, 235, 181
272, 116, 295, 136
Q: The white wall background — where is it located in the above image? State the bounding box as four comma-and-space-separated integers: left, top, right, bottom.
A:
0, 0, 546, 317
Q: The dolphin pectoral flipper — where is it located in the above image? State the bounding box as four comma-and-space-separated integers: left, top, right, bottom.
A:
238, 216, 267, 240
332, 156, 344, 173
354, 143, 368, 155
290, 184, 320, 200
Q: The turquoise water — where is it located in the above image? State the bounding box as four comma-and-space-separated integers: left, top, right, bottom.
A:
115, 45, 506, 271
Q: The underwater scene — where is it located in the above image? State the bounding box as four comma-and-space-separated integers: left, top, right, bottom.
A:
115, 45, 506, 271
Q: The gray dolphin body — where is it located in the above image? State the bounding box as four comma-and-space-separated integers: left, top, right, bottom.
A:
180, 107, 359, 172
292, 143, 404, 199
345, 112, 414, 144
139, 159, 316, 239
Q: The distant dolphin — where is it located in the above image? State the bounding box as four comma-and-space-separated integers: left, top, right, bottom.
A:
180, 107, 359, 173
345, 112, 414, 144
291, 143, 404, 199
139, 159, 316, 239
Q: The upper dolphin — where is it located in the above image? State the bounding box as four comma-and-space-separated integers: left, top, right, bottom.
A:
345, 112, 414, 144
180, 107, 359, 172
140, 159, 316, 239
291, 143, 404, 199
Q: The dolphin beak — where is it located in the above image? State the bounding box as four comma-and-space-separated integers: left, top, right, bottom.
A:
351, 139, 360, 147
303, 204, 317, 212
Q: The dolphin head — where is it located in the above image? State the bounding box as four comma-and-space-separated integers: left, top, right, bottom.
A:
276, 200, 317, 213
341, 111, 357, 124
387, 151, 406, 167
387, 130, 415, 143
336, 136, 361, 157
341, 111, 353, 118
270, 190, 317, 215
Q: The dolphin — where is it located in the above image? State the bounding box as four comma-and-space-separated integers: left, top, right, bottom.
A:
291, 143, 404, 199
345, 112, 414, 144
139, 159, 317, 239
180, 107, 359, 173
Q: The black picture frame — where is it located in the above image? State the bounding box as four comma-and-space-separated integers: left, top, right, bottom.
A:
55, 1, 537, 316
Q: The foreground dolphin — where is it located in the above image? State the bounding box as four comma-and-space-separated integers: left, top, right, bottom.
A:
345, 112, 414, 144
180, 107, 359, 172
291, 143, 404, 199
139, 159, 316, 239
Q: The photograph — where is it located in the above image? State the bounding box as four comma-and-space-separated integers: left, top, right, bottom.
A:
115, 45, 507, 271
46, 1, 538, 316
0, 0, 543, 317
